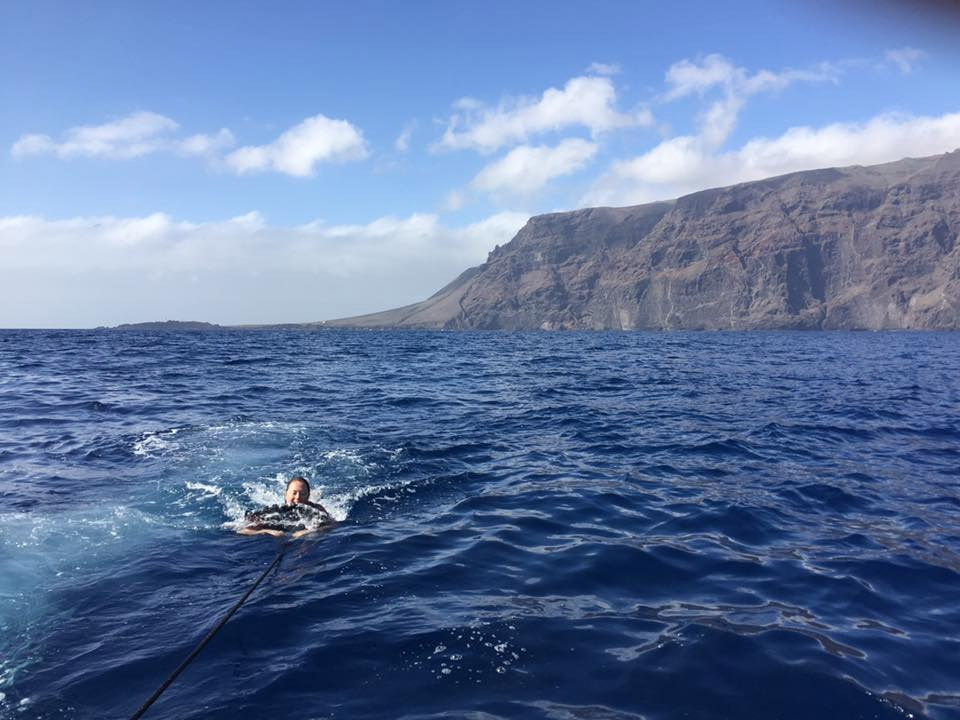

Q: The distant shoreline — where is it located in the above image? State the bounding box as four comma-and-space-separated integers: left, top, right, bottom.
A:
7, 320, 948, 332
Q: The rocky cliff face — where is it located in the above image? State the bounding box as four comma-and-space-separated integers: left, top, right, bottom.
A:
328, 151, 960, 330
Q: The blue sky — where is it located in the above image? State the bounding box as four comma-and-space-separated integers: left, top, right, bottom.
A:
2, 0, 959, 327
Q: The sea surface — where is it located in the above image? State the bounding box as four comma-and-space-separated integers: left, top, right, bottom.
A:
1, 330, 958, 720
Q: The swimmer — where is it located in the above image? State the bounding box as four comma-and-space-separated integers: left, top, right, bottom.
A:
238, 475, 334, 538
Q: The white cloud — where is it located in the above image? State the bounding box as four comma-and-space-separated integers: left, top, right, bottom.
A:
441, 189, 466, 212
435, 75, 651, 153
587, 62, 620, 76
578, 53, 859, 207
664, 55, 839, 101
11, 111, 236, 161
225, 114, 368, 177
472, 138, 598, 195
0, 210, 528, 327
664, 54, 741, 100
585, 110, 960, 206
10, 111, 371, 174
662, 54, 841, 148
885, 46, 927, 74
698, 94, 745, 148
177, 129, 236, 157
394, 120, 416, 152
11, 134, 59, 157
12, 112, 176, 159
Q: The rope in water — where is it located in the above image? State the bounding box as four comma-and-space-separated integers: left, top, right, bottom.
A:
129, 540, 290, 720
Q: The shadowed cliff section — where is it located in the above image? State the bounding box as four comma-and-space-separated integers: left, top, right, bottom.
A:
327, 150, 960, 330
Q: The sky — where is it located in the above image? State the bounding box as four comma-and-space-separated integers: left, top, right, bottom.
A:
2, 0, 959, 328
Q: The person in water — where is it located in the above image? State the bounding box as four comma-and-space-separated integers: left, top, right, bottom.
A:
238, 475, 333, 538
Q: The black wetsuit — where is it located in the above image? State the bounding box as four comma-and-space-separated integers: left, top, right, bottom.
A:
244, 502, 331, 533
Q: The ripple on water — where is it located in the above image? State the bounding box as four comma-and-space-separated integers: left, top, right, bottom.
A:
0, 330, 958, 720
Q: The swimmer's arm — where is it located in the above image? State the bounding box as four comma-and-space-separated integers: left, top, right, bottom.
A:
237, 527, 286, 537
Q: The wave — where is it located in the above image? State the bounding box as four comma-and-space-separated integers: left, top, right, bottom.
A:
3, 330, 960, 719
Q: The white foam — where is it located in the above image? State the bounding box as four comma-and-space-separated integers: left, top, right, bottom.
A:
132, 429, 180, 457
318, 448, 365, 463
315, 469, 418, 516
133, 421, 310, 460
218, 471, 359, 529
244, 474, 287, 506
185, 482, 222, 497
134, 429, 411, 530
0, 660, 13, 688
204, 420, 301, 434
215, 463, 411, 530
216, 475, 284, 530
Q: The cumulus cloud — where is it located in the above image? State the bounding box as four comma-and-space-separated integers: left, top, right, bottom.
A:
10, 111, 371, 174
0, 210, 528, 327
10, 111, 234, 160
664, 55, 840, 100
471, 138, 598, 195
662, 54, 841, 148
434, 75, 651, 153
664, 55, 742, 99
885, 46, 927, 74
580, 53, 884, 206
585, 110, 960, 206
224, 114, 369, 177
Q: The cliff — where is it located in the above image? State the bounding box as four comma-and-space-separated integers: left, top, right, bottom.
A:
327, 150, 960, 330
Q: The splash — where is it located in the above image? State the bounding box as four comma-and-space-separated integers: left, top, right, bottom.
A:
131, 427, 181, 457
129, 420, 412, 530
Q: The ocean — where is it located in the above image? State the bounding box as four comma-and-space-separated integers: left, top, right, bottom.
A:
1, 329, 958, 720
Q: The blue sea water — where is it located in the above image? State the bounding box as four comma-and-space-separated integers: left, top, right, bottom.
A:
1, 329, 958, 720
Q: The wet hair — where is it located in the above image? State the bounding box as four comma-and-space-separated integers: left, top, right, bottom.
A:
286, 475, 310, 493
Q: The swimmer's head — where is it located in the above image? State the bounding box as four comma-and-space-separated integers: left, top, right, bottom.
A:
284, 476, 310, 505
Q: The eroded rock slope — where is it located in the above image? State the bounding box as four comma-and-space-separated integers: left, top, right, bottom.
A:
328, 151, 960, 330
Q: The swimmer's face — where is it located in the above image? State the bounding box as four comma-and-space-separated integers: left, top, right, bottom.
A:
285, 480, 309, 505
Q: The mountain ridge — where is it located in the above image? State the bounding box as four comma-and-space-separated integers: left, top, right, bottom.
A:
324, 150, 960, 330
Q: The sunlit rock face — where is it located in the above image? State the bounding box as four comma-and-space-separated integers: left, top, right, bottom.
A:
329, 150, 960, 330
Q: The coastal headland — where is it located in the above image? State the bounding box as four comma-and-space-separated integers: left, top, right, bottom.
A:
114, 150, 960, 331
